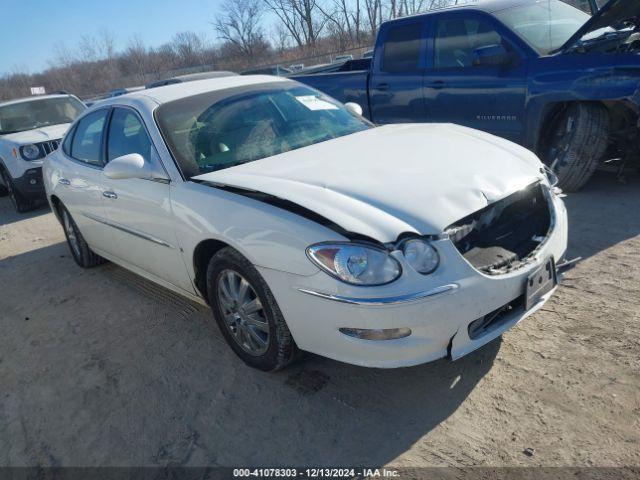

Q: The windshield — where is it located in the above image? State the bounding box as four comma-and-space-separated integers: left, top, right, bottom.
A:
495, 0, 590, 54
0, 96, 85, 135
156, 84, 371, 177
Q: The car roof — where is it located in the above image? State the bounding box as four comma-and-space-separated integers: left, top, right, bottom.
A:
105, 75, 289, 106
0, 94, 74, 108
382, 0, 532, 23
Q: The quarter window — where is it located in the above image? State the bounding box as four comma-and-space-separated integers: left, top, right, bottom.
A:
70, 109, 108, 166
382, 22, 424, 73
107, 108, 153, 162
434, 17, 504, 69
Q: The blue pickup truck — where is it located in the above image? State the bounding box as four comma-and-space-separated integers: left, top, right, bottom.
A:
294, 0, 640, 191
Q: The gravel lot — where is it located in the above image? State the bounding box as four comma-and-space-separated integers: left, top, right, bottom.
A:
0, 172, 638, 468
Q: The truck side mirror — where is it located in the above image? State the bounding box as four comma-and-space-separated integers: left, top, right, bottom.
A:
344, 102, 363, 117
473, 44, 513, 67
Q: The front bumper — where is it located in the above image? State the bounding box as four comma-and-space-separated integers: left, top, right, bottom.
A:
259, 193, 568, 368
12, 167, 46, 200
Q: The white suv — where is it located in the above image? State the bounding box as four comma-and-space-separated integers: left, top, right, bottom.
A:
0, 94, 85, 212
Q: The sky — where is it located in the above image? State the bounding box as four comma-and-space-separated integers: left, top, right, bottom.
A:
0, 0, 228, 75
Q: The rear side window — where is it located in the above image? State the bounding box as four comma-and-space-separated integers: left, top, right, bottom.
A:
70, 109, 108, 166
382, 22, 424, 73
107, 108, 153, 162
434, 17, 503, 69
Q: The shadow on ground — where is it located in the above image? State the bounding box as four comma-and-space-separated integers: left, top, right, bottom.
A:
0, 241, 500, 467
563, 171, 640, 261
0, 198, 50, 227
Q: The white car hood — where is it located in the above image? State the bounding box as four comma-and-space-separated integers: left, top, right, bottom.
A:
2, 123, 70, 144
194, 124, 545, 242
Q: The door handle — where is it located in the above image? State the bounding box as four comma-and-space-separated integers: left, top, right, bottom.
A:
375, 83, 389, 91
429, 81, 447, 89
102, 191, 118, 199
58, 178, 70, 186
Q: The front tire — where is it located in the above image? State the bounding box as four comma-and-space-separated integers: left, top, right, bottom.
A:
1, 170, 34, 212
206, 247, 297, 371
59, 205, 105, 268
542, 103, 609, 192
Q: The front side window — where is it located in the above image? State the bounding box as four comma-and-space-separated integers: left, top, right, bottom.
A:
70, 109, 108, 167
434, 17, 504, 69
382, 22, 424, 72
107, 108, 153, 162
495, 0, 590, 54
0, 96, 85, 135
155, 84, 371, 177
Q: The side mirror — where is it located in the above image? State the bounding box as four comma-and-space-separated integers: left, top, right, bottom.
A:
473, 44, 513, 67
103, 153, 168, 181
344, 102, 363, 117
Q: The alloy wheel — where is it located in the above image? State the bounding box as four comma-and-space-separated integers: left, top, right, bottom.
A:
217, 269, 269, 356
63, 210, 81, 258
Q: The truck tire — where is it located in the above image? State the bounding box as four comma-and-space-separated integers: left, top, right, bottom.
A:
542, 103, 609, 192
206, 246, 298, 371
1, 169, 34, 212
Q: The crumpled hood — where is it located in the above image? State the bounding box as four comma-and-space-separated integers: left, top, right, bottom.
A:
1, 123, 70, 144
194, 124, 545, 242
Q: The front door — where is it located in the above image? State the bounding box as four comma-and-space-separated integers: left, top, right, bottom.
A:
423, 13, 529, 143
101, 107, 193, 293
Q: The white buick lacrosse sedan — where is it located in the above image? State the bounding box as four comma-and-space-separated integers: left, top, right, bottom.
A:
44, 76, 569, 371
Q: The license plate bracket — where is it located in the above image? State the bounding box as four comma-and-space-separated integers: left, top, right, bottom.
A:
525, 257, 557, 310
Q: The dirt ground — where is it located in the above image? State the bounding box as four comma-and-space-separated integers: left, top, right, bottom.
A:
0, 172, 638, 468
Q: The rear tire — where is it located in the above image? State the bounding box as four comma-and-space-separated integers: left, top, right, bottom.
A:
59, 204, 105, 268
542, 103, 609, 192
1, 170, 34, 212
206, 247, 297, 371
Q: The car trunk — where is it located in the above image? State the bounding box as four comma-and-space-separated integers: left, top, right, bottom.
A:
445, 183, 552, 275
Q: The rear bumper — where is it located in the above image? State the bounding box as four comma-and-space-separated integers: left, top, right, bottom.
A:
12, 167, 46, 199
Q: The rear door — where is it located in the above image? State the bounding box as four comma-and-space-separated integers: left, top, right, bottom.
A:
56, 108, 116, 254
101, 106, 193, 292
423, 12, 529, 143
369, 19, 428, 124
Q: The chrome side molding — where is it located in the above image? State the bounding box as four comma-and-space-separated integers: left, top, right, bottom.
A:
82, 212, 175, 249
296, 284, 459, 306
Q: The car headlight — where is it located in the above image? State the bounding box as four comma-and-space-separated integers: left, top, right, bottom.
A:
306, 243, 402, 286
20, 144, 44, 161
400, 238, 439, 274
542, 165, 559, 188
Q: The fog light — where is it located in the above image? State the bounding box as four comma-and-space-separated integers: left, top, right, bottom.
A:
30, 179, 37, 185
339, 327, 411, 340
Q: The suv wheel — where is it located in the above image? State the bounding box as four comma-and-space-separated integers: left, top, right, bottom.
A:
1, 170, 34, 213
206, 247, 297, 371
59, 205, 105, 268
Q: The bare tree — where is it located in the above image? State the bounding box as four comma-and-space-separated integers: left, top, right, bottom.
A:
214, 0, 267, 60
171, 31, 208, 67
263, 0, 327, 49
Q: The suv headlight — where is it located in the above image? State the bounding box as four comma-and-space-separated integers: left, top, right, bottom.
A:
20, 144, 44, 161
306, 243, 402, 286
400, 238, 440, 274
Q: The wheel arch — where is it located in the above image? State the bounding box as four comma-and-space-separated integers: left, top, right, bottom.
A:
49, 194, 63, 222
192, 238, 235, 302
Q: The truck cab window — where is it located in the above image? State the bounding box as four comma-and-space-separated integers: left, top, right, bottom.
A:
382, 22, 424, 72
435, 17, 503, 69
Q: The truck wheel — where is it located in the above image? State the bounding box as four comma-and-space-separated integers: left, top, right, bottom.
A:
59, 204, 105, 268
1, 170, 34, 213
206, 247, 298, 371
542, 103, 609, 192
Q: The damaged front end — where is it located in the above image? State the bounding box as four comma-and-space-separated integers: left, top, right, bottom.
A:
445, 183, 554, 275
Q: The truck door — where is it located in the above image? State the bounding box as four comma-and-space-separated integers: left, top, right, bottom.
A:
423, 12, 529, 144
369, 19, 428, 124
